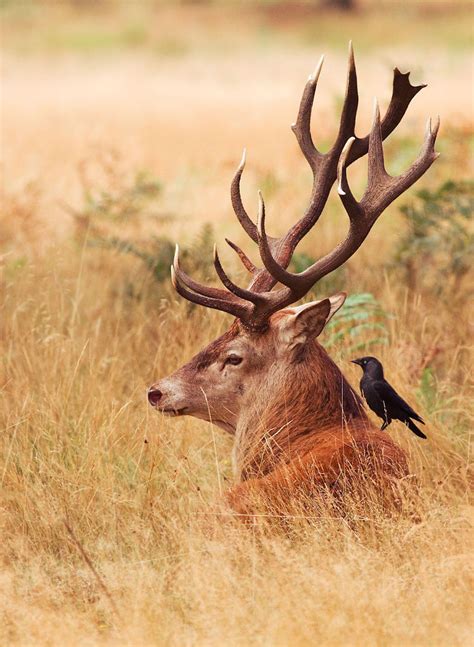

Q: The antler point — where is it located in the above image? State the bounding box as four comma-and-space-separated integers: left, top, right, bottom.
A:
238, 148, 247, 170
170, 264, 177, 288
311, 54, 324, 83
348, 41, 355, 66
257, 191, 265, 234
372, 97, 380, 120
337, 137, 356, 197
342, 136, 356, 153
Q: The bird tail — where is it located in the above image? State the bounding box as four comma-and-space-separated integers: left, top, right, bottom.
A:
407, 419, 427, 439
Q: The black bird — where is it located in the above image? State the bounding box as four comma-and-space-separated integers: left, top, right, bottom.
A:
351, 356, 427, 439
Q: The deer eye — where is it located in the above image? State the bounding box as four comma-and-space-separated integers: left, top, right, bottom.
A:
224, 354, 243, 367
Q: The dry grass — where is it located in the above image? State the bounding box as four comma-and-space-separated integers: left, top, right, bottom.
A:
0, 254, 472, 645
1, 3, 473, 646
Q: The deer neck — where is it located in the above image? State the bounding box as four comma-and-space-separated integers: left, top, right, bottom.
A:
232, 341, 366, 481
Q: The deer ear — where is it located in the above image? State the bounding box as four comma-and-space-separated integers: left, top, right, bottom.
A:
280, 292, 347, 347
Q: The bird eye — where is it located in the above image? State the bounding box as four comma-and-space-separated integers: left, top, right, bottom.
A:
224, 354, 243, 367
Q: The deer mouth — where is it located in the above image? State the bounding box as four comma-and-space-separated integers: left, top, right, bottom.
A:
160, 407, 188, 417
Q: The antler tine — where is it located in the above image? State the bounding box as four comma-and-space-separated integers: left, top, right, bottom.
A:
361, 113, 440, 216
337, 136, 356, 199
291, 54, 324, 171
367, 99, 388, 185
256, 191, 296, 289
225, 238, 257, 274
348, 67, 426, 164
171, 265, 250, 320
230, 149, 259, 243
213, 245, 266, 304
333, 41, 359, 149
172, 245, 232, 300
171, 245, 251, 321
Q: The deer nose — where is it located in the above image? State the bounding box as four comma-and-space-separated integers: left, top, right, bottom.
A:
147, 387, 163, 407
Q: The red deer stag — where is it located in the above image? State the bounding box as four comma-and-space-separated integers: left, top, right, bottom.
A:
148, 46, 439, 518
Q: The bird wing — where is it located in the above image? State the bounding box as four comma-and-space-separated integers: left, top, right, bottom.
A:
406, 419, 427, 439
373, 380, 425, 424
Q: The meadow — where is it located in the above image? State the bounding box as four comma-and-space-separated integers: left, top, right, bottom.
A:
1, 2, 473, 645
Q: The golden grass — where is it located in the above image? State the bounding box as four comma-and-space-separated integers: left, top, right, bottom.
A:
0, 249, 472, 645
1, 3, 473, 645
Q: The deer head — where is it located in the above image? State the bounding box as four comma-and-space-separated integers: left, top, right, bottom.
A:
148, 45, 439, 477
148, 293, 346, 430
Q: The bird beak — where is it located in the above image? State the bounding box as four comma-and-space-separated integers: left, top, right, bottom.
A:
351, 359, 361, 366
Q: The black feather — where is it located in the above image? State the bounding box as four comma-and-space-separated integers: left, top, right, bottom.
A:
406, 419, 427, 439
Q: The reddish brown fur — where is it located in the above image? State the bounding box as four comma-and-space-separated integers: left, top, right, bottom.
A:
236, 339, 366, 479
228, 333, 408, 517
226, 431, 408, 521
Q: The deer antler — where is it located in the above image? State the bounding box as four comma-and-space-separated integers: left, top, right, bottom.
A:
171, 44, 439, 331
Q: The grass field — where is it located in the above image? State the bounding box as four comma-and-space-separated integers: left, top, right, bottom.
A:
1, 2, 473, 645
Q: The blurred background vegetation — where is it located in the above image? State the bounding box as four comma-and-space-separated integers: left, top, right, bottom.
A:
2, 0, 473, 54
2, 0, 472, 423
2, 0, 473, 429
